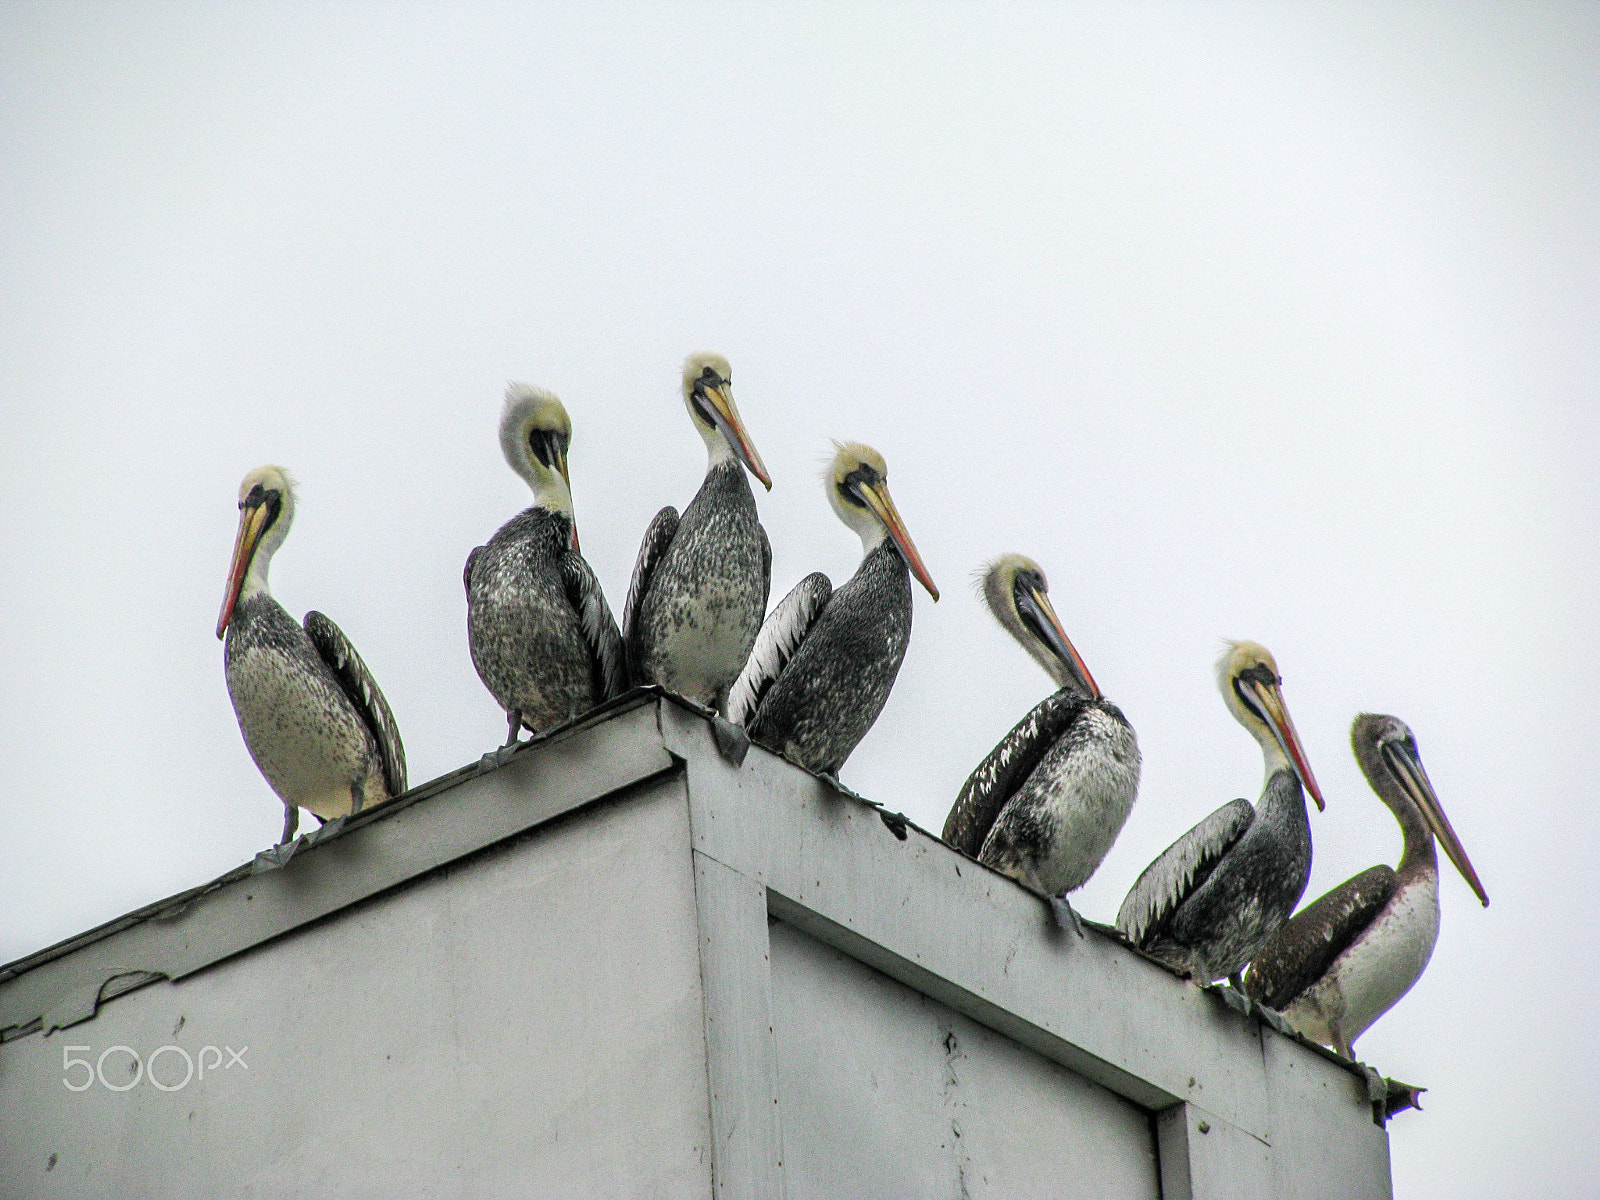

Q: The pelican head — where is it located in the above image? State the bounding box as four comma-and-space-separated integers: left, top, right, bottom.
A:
682, 352, 771, 490
1352, 714, 1488, 906
217, 464, 297, 639
501, 383, 574, 516
980, 554, 1098, 697
1217, 640, 1325, 810
827, 442, 938, 600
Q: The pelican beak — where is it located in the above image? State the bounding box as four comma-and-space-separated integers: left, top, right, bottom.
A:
554, 442, 580, 553
857, 480, 939, 600
553, 441, 572, 495
1382, 740, 1489, 906
217, 497, 271, 639
1018, 584, 1099, 698
1245, 676, 1325, 810
698, 380, 772, 491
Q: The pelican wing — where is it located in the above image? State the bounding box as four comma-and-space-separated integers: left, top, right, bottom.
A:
726, 572, 833, 728
1116, 797, 1254, 946
759, 523, 773, 613
621, 506, 679, 680
561, 553, 627, 701
1243, 865, 1398, 1010
942, 689, 1090, 857
302, 610, 408, 797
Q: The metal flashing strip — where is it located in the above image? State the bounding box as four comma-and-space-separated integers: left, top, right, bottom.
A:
0, 696, 676, 1042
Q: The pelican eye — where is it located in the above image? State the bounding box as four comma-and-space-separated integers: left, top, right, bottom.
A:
1237, 664, 1279, 688
1232, 665, 1278, 720
239, 485, 283, 530
837, 462, 882, 508
692, 366, 727, 402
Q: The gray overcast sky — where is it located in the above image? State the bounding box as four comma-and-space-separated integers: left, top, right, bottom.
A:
2, 4, 1596, 1196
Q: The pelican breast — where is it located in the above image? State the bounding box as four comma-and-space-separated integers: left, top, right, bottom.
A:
1283, 871, 1440, 1049
978, 702, 1140, 896
633, 462, 769, 706
226, 595, 387, 820
467, 509, 599, 732
746, 540, 911, 775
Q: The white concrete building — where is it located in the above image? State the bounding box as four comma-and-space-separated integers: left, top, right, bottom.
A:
0, 694, 1401, 1198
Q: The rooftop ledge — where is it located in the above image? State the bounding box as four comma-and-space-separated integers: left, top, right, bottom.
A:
0, 690, 1406, 1199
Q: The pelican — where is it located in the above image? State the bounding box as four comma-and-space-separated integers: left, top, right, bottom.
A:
622, 353, 772, 711
1243, 714, 1488, 1057
727, 442, 938, 776
1116, 641, 1325, 983
217, 466, 407, 844
466, 385, 625, 745
942, 555, 1139, 933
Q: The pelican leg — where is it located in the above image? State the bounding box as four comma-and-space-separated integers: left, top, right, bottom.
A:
710, 715, 751, 765
477, 712, 527, 770
1050, 895, 1086, 939
279, 804, 299, 845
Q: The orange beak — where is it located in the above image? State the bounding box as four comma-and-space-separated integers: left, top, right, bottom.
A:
699, 380, 772, 491
217, 499, 270, 639
1020, 583, 1098, 698
1246, 676, 1325, 810
857, 479, 939, 600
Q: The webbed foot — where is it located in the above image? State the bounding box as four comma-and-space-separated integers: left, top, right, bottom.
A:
479, 741, 522, 771
306, 815, 346, 844
710, 716, 750, 765
1050, 895, 1086, 939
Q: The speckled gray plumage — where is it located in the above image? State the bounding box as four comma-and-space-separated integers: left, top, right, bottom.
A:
951, 695, 1140, 897
303, 610, 406, 798
624, 459, 770, 709
726, 571, 832, 728
466, 505, 624, 734
1120, 769, 1313, 982
945, 690, 1086, 856
225, 594, 402, 821
745, 539, 911, 776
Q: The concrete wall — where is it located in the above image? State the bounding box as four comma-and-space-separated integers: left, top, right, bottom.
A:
1, 777, 713, 1200
0, 696, 1395, 1199
771, 919, 1160, 1200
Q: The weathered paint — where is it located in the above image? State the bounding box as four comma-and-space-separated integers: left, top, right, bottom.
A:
0, 779, 713, 1199
0, 695, 1394, 1199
